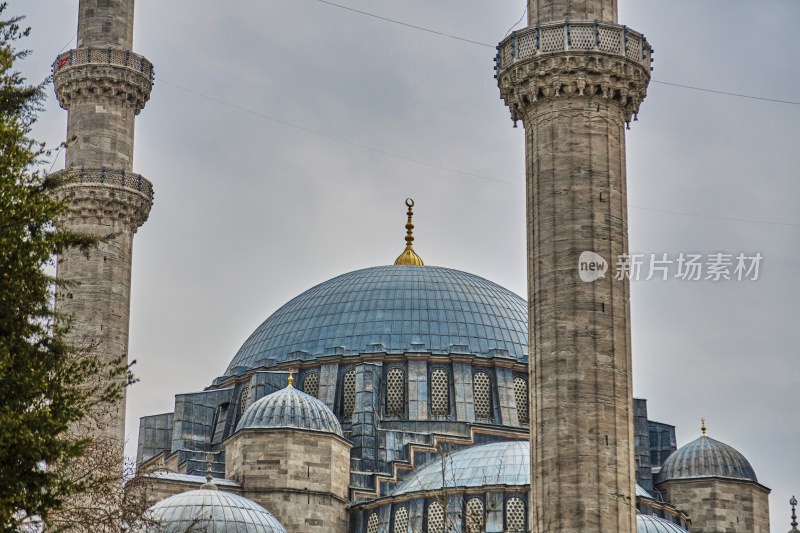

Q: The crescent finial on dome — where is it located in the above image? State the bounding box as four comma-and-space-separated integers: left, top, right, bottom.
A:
701, 418, 707, 436
394, 198, 424, 266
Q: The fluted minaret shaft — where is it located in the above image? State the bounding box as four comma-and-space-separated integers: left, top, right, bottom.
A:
53, 0, 153, 459
496, 1, 651, 531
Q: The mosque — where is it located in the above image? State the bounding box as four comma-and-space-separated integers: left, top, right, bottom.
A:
50, 1, 786, 532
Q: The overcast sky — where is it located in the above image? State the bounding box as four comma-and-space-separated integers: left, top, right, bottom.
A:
15, 1, 799, 530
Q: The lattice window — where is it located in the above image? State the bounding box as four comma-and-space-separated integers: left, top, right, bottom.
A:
427, 501, 444, 533
540, 26, 565, 52
506, 497, 526, 532
343, 370, 356, 417
473, 372, 491, 421
430, 369, 449, 416
514, 377, 529, 425
626, 35, 642, 60
239, 387, 250, 414
393, 506, 409, 533
386, 368, 405, 416
304, 373, 319, 398
465, 498, 485, 533
571, 25, 595, 49
517, 32, 537, 58
598, 27, 622, 53
366, 513, 379, 533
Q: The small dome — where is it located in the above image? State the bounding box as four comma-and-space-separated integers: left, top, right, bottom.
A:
392, 440, 651, 498
138, 489, 286, 533
236, 385, 342, 437
637, 515, 689, 533
657, 434, 757, 483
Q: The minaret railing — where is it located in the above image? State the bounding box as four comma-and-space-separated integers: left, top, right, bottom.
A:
495, 20, 651, 77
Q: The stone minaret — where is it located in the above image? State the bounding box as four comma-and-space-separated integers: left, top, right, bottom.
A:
495, 1, 651, 531
52, 0, 153, 457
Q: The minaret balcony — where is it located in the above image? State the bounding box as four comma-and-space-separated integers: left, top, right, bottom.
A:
52, 48, 154, 113
52, 167, 154, 204
495, 20, 652, 123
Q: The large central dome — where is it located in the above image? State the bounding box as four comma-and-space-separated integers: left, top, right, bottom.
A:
225, 265, 528, 376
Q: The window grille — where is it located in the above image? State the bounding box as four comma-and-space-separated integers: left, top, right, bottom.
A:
430, 369, 449, 416
514, 377, 529, 424
427, 501, 444, 533
506, 497, 526, 532
393, 506, 409, 533
366, 513, 379, 533
239, 387, 249, 414
473, 372, 491, 420
386, 368, 405, 416
465, 497, 485, 533
343, 370, 356, 417
304, 373, 319, 398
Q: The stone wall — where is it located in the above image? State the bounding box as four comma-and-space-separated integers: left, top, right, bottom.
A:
78, 0, 135, 48
528, 0, 617, 24
659, 478, 770, 533
225, 428, 351, 533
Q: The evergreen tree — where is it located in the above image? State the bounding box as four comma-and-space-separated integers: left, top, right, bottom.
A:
0, 5, 130, 530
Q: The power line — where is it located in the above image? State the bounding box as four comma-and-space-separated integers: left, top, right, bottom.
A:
158, 80, 799, 229
631, 205, 800, 228
158, 79, 518, 187
313, 0, 493, 48
313, 0, 799, 107
650, 80, 800, 106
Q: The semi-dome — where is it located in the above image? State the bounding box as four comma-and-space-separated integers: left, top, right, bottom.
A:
225, 265, 528, 376
657, 433, 757, 483
137, 488, 286, 533
236, 383, 342, 437
637, 515, 690, 533
391, 440, 652, 498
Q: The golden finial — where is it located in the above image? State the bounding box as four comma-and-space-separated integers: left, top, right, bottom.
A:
394, 198, 424, 266
288, 369, 294, 388
701, 418, 707, 436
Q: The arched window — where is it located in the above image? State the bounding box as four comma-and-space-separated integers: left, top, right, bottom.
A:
393, 506, 409, 533
430, 369, 449, 416
386, 368, 405, 416
342, 370, 356, 417
303, 372, 319, 398
427, 501, 444, 533
465, 497, 485, 533
473, 371, 491, 421
514, 376, 529, 425
505, 497, 526, 532
239, 387, 249, 414
366, 513, 379, 533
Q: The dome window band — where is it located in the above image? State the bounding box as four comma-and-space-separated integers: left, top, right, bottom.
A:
473, 372, 491, 421
513, 377, 529, 425
430, 369, 450, 416
303, 373, 319, 399
343, 370, 356, 417
427, 500, 444, 533
505, 497, 526, 532
393, 506, 409, 533
366, 512, 379, 533
386, 368, 405, 416
465, 497, 485, 533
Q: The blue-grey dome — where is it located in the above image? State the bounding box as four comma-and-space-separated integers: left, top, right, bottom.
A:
637, 515, 689, 533
391, 440, 651, 498
657, 435, 757, 483
225, 265, 528, 376
236, 385, 342, 437
138, 489, 286, 533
